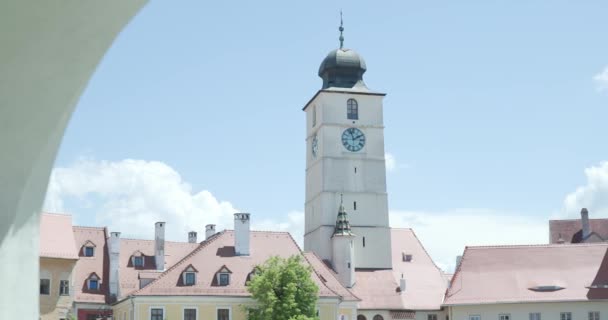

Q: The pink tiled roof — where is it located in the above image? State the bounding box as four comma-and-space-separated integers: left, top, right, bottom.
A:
39, 213, 79, 259
132, 230, 353, 300
549, 219, 608, 243
73, 226, 109, 303
303, 252, 359, 301
444, 243, 608, 305
351, 228, 448, 310
118, 238, 199, 298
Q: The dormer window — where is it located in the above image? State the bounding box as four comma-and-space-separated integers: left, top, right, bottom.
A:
87, 273, 100, 290
215, 265, 232, 286
81, 240, 96, 257
133, 256, 143, 267
181, 264, 198, 286
347, 99, 358, 120
131, 251, 145, 268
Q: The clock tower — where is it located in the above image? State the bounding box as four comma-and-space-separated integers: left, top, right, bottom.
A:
303, 20, 392, 270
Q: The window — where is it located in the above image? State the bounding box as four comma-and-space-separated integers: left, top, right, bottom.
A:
219, 273, 230, 286
40, 279, 50, 295
358, 316, 367, 320
89, 279, 98, 290
353, 201, 357, 210
529, 313, 541, 320
403, 253, 413, 262
184, 308, 196, 320
373, 315, 384, 320
347, 99, 358, 120
217, 308, 230, 320
428, 314, 438, 320
590, 312, 600, 320
151, 308, 164, 320
59, 280, 69, 295
185, 272, 196, 286
84, 246, 94, 257
561, 313, 572, 320
133, 256, 144, 267
363, 237, 366, 247
312, 106, 317, 127
470, 316, 481, 320
499, 314, 510, 320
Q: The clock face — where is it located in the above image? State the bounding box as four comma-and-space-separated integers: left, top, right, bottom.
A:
311, 134, 319, 158
341, 127, 366, 152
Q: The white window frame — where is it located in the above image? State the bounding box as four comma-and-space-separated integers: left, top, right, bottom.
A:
40, 278, 51, 295
499, 314, 510, 320
589, 312, 600, 320
59, 279, 70, 296
217, 272, 230, 286
216, 306, 232, 320
84, 245, 95, 257
149, 306, 165, 320
182, 306, 198, 320
561, 313, 572, 320
469, 315, 481, 320
183, 271, 196, 286
529, 313, 541, 320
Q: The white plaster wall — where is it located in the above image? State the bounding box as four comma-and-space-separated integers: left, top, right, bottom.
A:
332, 235, 355, 288
350, 226, 392, 269
0, 1, 147, 318
449, 302, 608, 320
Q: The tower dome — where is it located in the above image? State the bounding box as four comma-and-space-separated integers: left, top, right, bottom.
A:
318, 48, 367, 89
318, 12, 368, 90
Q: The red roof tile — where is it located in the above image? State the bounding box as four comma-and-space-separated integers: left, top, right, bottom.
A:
132, 230, 353, 300
39, 213, 79, 259
444, 243, 608, 305
549, 219, 608, 243
351, 229, 448, 310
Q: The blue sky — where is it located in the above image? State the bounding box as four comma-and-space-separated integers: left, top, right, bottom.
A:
45, 1, 608, 271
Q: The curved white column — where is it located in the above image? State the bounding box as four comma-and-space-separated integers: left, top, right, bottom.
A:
0, 1, 147, 318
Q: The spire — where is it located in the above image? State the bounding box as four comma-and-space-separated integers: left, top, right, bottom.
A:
334, 194, 353, 236
339, 10, 344, 49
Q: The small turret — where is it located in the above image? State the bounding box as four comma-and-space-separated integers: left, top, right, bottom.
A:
332, 194, 356, 288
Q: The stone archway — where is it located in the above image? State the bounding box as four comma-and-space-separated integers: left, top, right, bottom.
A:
0, 1, 147, 318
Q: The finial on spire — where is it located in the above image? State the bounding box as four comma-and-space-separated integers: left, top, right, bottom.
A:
339, 10, 344, 49
339, 193, 345, 212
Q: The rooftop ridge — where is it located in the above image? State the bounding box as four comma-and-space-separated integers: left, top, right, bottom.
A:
41, 212, 72, 217
466, 242, 608, 249
119, 238, 198, 245
550, 218, 608, 222
131, 230, 227, 296
73, 225, 105, 230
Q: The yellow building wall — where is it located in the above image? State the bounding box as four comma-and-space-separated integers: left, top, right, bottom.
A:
113, 299, 133, 320
39, 257, 77, 320
449, 301, 608, 320
126, 297, 343, 320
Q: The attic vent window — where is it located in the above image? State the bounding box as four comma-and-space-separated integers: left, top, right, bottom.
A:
402, 253, 413, 262
529, 285, 565, 292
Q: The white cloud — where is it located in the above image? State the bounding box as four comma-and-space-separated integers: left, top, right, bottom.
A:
389, 210, 547, 272
562, 161, 608, 218
594, 66, 608, 92
44, 159, 239, 241
385, 153, 396, 172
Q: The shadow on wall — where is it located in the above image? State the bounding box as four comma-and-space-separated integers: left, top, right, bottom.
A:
587, 247, 608, 300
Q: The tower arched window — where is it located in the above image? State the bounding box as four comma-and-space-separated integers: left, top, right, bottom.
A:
373, 315, 384, 320
347, 99, 358, 120
358, 316, 367, 320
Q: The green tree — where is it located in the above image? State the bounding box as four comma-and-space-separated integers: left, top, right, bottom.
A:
246, 255, 319, 320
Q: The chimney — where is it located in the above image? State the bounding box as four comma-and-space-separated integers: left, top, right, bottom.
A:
581, 208, 591, 240
234, 213, 250, 256
188, 231, 197, 243
455, 255, 462, 269
155, 222, 165, 271
399, 274, 406, 292
205, 224, 216, 240
109, 232, 121, 298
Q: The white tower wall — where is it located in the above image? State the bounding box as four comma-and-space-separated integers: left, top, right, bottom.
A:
109, 232, 121, 298
332, 234, 356, 288
154, 222, 165, 271
304, 90, 393, 269
234, 213, 250, 256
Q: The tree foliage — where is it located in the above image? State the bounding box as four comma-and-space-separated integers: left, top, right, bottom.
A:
246, 255, 319, 320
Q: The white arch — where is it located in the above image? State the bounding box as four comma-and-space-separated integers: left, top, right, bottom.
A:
0, 1, 147, 318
